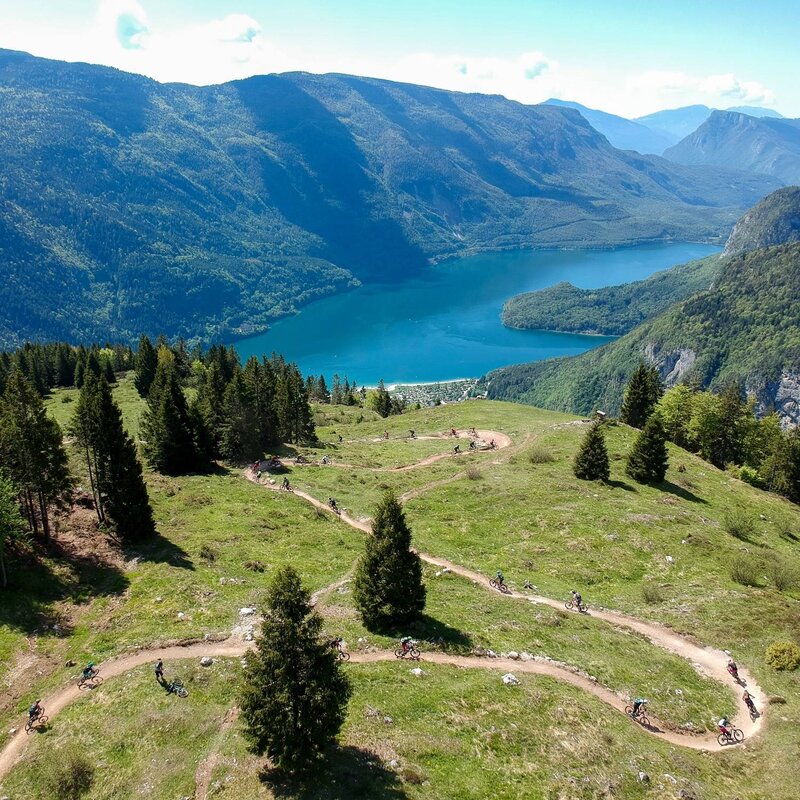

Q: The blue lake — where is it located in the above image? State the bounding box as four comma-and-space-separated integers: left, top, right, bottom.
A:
235, 242, 720, 385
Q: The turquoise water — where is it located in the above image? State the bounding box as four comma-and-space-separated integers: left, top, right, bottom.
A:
235, 243, 719, 385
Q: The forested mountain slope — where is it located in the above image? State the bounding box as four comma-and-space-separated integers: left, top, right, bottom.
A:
485, 242, 800, 424
0, 49, 779, 347
501, 254, 722, 336
724, 186, 800, 255
664, 111, 800, 185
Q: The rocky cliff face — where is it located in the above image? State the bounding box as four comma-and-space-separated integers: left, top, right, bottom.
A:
723, 186, 800, 255
749, 372, 800, 428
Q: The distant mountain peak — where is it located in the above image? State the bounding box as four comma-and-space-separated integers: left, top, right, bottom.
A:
724, 186, 800, 255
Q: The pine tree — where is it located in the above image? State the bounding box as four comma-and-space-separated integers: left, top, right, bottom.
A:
221, 371, 258, 462
0, 370, 72, 541
625, 413, 669, 484
761, 428, 800, 504
196, 362, 227, 457
141, 361, 197, 474
0, 470, 27, 588
134, 335, 158, 398
621, 363, 662, 428
573, 422, 610, 481
239, 566, 351, 771
374, 380, 392, 418
70, 373, 107, 523
353, 492, 426, 630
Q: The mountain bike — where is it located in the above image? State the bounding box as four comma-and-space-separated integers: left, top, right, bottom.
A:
167, 678, 189, 698
489, 579, 511, 594
564, 599, 588, 613
624, 705, 650, 727
394, 645, 421, 660
717, 727, 744, 746
337, 649, 351, 662
25, 708, 48, 733
78, 670, 103, 689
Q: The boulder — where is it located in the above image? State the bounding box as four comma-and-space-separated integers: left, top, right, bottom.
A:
200, 656, 213, 667
239, 607, 256, 617
502, 673, 520, 686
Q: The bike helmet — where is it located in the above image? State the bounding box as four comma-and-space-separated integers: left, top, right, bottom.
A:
88, 661, 95, 667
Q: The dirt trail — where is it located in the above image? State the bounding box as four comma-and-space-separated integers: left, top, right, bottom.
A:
194, 706, 239, 800
0, 426, 764, 781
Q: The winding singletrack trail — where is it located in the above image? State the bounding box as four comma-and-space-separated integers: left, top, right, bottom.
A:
0, 427, 766, 782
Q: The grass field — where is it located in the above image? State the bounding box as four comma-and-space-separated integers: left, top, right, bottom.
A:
1, 375, 799, 798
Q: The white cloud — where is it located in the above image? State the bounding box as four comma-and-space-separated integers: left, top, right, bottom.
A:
629, 69, 776, 109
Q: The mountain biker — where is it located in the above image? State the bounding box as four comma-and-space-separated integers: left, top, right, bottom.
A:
155, 659, 164, 683
328, 497, 339, 511
453, 444, 461, 454
28, 699, 42, 720
338, 435, 343, 443
469, 439, 477, 450
384, 431, 389, 440
330, 636, 343, 650
321, 455, 329, 465
495, 570, 505, 586
409, 430, 416, 439
82, 662, 97, 680
400, 636, 414, 654
571, 590, 583, 610
743, 690, 757, 714
632, 697, 647, 717
490, 439, 496, 449
282, 476, 290, 490
718, 716, 731, 737
727, 659, 739, 680
451, 428, 457, 437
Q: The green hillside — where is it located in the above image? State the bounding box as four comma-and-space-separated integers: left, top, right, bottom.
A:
486, 242, 800, 420
0, 49, 781, 348
501, 254, 722, 336
1, 379, 800, 798
724, 186, 800, 255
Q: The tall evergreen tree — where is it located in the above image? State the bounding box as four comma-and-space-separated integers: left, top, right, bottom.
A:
621, 363, 663, 428
761, 428, 800, 504
0, 370, 72, 541
72, 375, 155, 538
141, 361, 197, 474
239, 566, 352, 771
373, 380, 392, 418
134, 335, 158, 398
0, 470, 27, 588
195, 361, 227, 457
353, 492, 426, 630
625, 413, 669, 484
573, 422, 610, 481
221, 371, 259, 462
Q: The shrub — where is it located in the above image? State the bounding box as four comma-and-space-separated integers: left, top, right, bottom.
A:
723, 512, 756, 541
729, 556, 760, 586
765, 640, 800, 671
641, 581, 664, 604
766, 559, 800, 592
737, 465, 764, 488
42, 746, 94, 799
244, 560, 265, 572
528, 446, 555, 464
465, 466, 482, 480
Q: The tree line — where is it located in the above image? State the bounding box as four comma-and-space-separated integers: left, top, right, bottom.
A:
573, 363, 800, 504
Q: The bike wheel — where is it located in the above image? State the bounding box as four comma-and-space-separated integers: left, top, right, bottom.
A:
733, 728, 744, 743
564, 601, 574, 611
339, 651, 351, 662
394, 649, 405, 659
489, 580, 498, 589
638, 715, 649, 727
624, 705, 633, 716
717, 733, 727, 746
500, 584, 511, 594
92, 676, 104, 687
410, 647, 421, 659
24, 721, 33, 733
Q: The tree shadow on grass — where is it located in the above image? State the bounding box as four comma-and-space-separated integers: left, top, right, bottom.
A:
660, 480, 707, 504
606, 478, 638, 492
132, 532, 194, 570
0, 538, 129, 637
366, 615, 473, 653
261, 745, 408, 799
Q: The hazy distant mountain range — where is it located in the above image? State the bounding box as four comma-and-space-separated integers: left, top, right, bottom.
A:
664, 112, 800, 185
544, 99, 788, 156
0, 48, 778, 347
486, 187, 800, 425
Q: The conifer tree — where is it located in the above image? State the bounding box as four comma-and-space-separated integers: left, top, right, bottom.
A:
141, 361, 197, 474
625, 413, 669, 484
621, 363, 663, 428
195, 361, 227, 457
0, 470, 27, 588
134, 335, 158, 398
761, 428, 800, 504
73, 375, 155, 539
573, 422, 610, 482
74, 358, 86, 390
353, 492, 426, 629
221, 371, 258, 462
0, 370, 72, 541
239, 566, 351, 771
373, 379, 392, 418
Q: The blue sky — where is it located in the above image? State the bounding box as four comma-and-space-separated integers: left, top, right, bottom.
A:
0, 0, 798, 117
